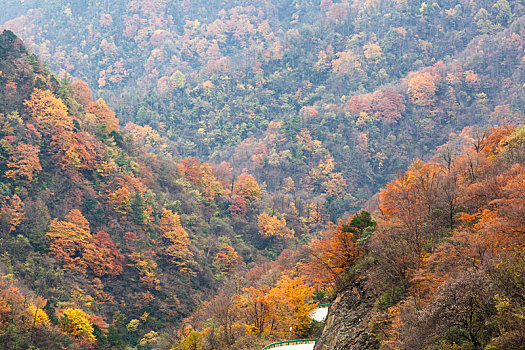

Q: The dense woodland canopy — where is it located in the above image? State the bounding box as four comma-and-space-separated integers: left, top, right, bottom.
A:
0, 0, 523, 349
3, 0, 525, 219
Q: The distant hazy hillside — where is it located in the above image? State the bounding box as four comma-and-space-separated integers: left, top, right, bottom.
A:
2, 0, 524, 219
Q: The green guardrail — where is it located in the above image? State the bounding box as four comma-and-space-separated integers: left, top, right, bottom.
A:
261, 339, 318, 350
314, 303, 329, 308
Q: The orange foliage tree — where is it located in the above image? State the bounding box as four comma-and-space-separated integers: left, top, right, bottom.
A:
83, 231, 124, 277
235, 274, 314, 338
5, 143, 42, 182
70, 80, 93, 107
109, 185, 133, 214
59, 132, 98, 171
407, 71, 438, 106
213, 243, 242, 272
0, 194, 25, 234
23, 88, 101, 173
373, 126, 525, 349
0, 281, 49, 331
235, 286, 272, 336
427, 127, 525, 274
46, 209, 92, 271
306, 212, 374, 287
379, 159, 442, 263
86, 98, 119, 134
46, 209, 123, 276
178, 157, 202, 186
323, 172, 347, 197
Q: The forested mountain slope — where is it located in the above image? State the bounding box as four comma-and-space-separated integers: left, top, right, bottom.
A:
3, 0, 525, 219
314, 125, 525, 350
0, 1, 524, 349
0, 30, 314, 349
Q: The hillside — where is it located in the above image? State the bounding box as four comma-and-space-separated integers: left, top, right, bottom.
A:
2, 0, 525, 220
0, 30, 317, 349
0, 1, 524, 349
315, 125, 525, 349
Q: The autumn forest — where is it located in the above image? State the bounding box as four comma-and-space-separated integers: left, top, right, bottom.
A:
0, 0, 524, 349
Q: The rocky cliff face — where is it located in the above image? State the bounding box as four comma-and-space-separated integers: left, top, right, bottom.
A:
314, 276, 379, 350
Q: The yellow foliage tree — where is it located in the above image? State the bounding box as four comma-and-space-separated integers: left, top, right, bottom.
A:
200, 162, 228, 201
24, 89, 73, 134
268, 275, 315, 338
128, 252, 161, 290
176, 330, 204, 350
27, 304, 50, 327
323, 172, 347, 197
257, 212, 294, 238
139, 330, 160, 347
58, 308, 96, 344
233, 173, 262, 203
159, 209, 196, 276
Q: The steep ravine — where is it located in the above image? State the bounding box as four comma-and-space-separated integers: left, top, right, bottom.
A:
314, 276, 379, 350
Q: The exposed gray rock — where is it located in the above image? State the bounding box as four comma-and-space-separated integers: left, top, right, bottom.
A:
314, 276, 379, 350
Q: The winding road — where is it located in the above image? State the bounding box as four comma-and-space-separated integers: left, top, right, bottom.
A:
270, 344, 315, 350
261, 340, 317, 350
311, 307, 329, 322
261, 305, 328, 349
